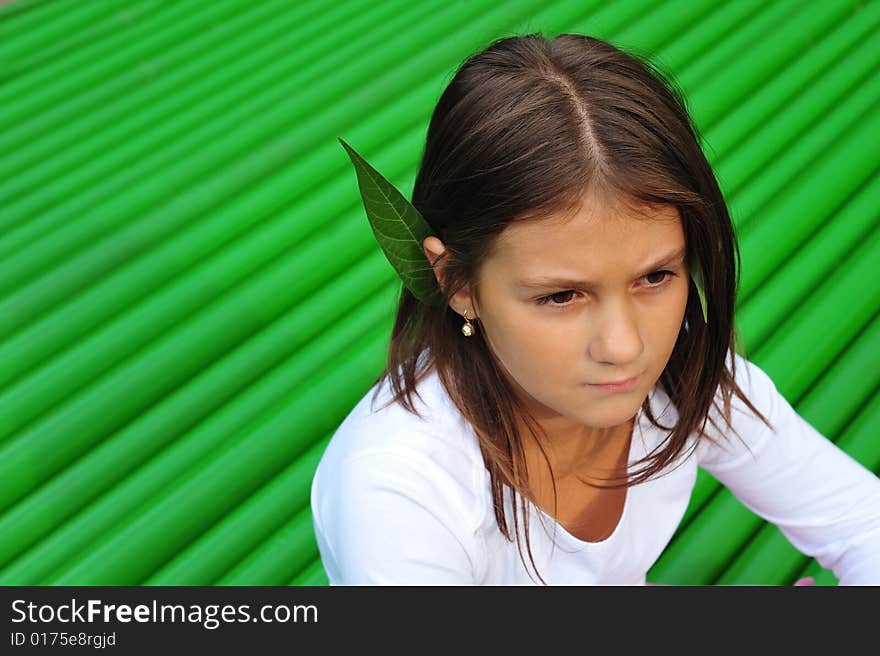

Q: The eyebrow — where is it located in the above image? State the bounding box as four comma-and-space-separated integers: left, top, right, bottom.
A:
515, 246, 687, 291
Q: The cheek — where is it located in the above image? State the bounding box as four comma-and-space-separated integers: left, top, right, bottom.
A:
484, 308, 570, 379
675, 277, 691, 323
658, 278, 688, 320
653, 275, 689, 323
652, 280, 690, 353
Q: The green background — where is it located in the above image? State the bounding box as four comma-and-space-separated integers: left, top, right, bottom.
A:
1, 0, 878, 585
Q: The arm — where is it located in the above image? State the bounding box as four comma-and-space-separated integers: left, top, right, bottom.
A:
698, 355, 880, 585
310, 447, 484, 585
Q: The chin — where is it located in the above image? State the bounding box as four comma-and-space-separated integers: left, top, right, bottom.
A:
582, 397, 642, 424
570, 408, 633, 429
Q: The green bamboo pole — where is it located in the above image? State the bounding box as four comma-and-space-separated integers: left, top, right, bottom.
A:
148, 440, 329, 585
0, 0, 79, 34
0, 0, 243, 144
289, 558, 329, 586
737, 171, 880, 352
0, 266, 399, 581
0, 0, 546, 347
674, 0, 857, 129
712, 3, 880, 202
0, 0, 578, 476
1, 0, 157, 79
214, 506, 322, 586
0, 0, 398, 248
43, 319, 391, 584
1, 0, 870, 588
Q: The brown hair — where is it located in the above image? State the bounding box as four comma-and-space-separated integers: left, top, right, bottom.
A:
369, 33, 772, 584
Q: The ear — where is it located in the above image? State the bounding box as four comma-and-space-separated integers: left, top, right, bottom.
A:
423, 236, 447, 288
423, 236, 479, 319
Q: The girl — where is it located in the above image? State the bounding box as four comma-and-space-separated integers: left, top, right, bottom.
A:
310, 33, 880, 585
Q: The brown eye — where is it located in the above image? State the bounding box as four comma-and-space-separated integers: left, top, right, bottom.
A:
642, 270, 676, 287
536, 271, 677, 308
536, 290, 576, 307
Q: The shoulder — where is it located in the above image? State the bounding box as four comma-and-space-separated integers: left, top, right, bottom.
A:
311, 364, 488, 530
309, 366, 489, 583
315, 365, 486, 486
724, 350, 780, 422
694, 350, 781, 469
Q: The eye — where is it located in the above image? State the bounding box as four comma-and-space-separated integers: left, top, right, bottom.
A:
535, 290, 577, 307
534, 270, 678, 308
642, 270, 677, 287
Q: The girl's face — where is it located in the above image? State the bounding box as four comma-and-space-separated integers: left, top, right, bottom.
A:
431, 192, 690, 443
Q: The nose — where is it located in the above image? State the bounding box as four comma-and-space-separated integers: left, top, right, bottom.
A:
588, 299, 643, 366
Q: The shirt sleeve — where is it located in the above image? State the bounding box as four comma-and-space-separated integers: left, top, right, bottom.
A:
697, 354, 880, 585
310, 447, 483, 585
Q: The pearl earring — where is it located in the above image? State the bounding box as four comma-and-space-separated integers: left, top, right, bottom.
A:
461, 308, 475, 337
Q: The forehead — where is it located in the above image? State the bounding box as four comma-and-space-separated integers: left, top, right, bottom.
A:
491, 195, 684, 268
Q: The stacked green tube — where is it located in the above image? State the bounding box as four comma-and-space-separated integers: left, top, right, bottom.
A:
0, 0, 877, 585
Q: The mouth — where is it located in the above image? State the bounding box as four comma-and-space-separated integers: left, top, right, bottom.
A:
585, 374, 640, 393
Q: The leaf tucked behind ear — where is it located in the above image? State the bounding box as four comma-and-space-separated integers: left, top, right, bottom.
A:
687, 250, 708, 324
338, 137, 444, 307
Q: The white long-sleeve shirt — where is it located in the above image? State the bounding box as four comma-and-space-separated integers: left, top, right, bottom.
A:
310, 351, 880, 585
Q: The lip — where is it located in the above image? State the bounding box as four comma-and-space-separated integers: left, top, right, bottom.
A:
586, 374, 639, 393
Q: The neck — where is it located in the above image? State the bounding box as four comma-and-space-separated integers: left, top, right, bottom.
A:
522, 414, 635, 481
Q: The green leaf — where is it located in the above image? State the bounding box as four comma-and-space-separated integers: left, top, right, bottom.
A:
687, 248, 708, 324
338, 137, 444, 307
340, 134, 705, 322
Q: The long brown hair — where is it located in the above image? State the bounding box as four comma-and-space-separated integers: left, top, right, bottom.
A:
369, 33, 772, 585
